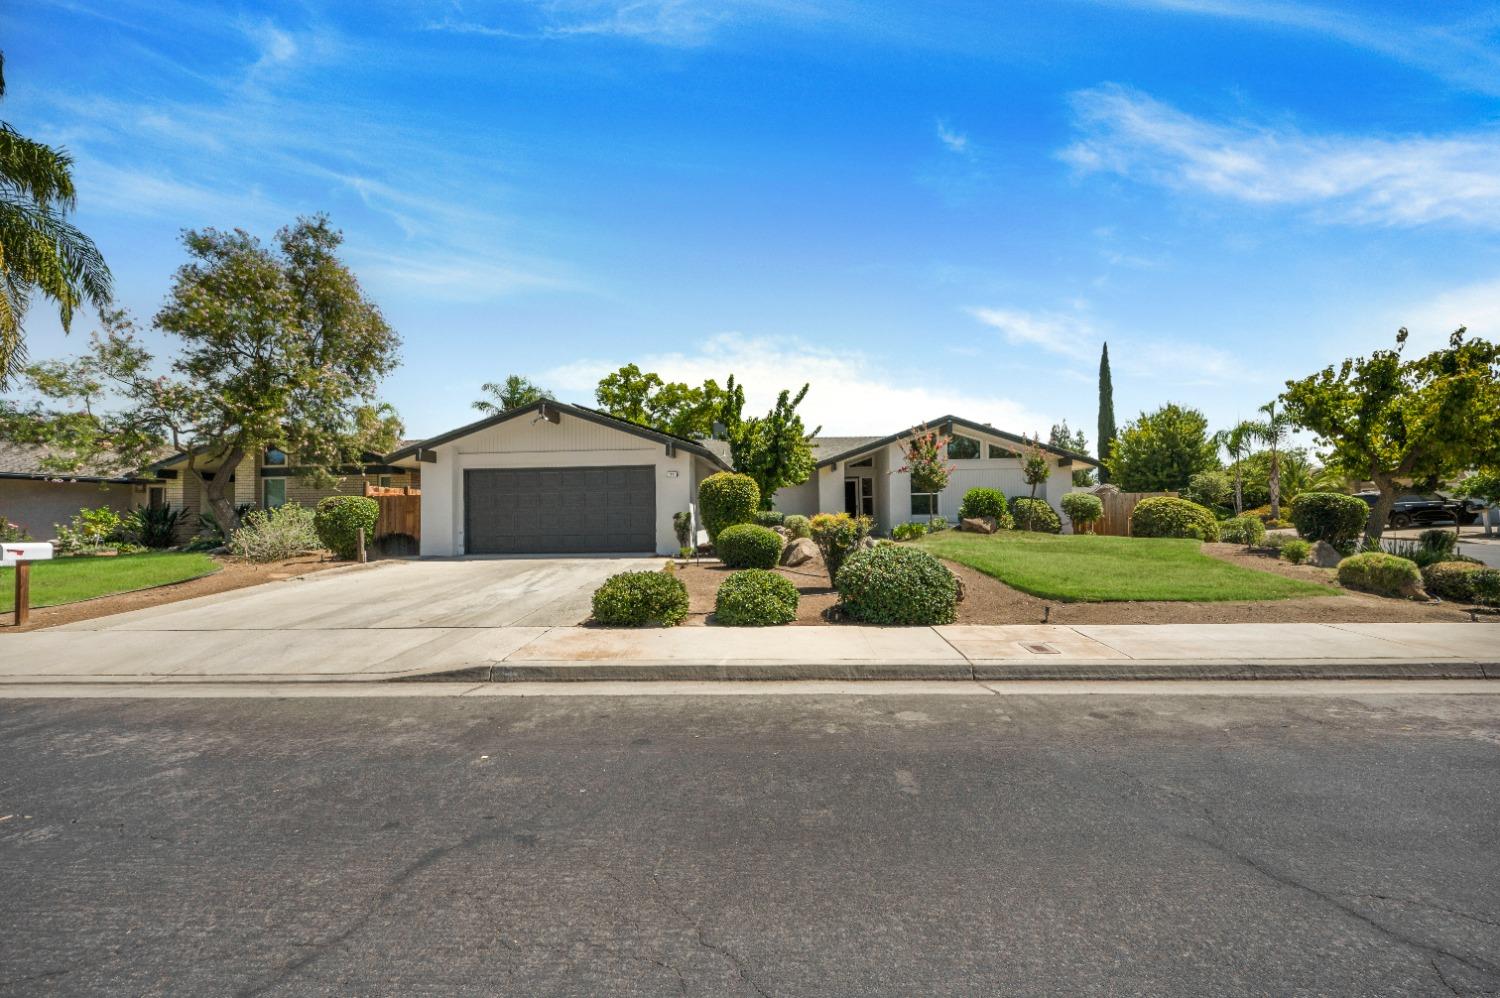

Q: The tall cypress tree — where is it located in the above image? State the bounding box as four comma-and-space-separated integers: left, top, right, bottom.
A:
1097, 342, 1116, 484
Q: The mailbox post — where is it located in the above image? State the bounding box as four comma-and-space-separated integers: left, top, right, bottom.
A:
3, 542, 54, 627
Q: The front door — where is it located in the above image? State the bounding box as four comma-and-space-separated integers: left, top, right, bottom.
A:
844, 476, 874, 518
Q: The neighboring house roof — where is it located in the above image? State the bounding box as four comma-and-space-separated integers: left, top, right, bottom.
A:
0, 441, 151, 483
813, 416, 1099, 468
387, 399, 734, 470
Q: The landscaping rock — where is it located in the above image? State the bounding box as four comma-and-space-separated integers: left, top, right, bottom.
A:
960, 517, 998, 535
780, 537, 818, 567
772, 526, 793, 541
1308, 540, 1343, 568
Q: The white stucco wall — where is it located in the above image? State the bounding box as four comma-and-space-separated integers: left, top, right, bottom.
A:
417, 412, 706, 556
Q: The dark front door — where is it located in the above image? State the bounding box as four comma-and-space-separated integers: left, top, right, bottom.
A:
464, 466, 656, 554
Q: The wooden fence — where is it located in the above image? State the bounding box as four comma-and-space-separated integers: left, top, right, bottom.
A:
364, 484, 421, 541
1089, 490, 1177, 537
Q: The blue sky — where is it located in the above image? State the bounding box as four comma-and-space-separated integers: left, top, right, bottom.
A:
6, 0, 1500, 443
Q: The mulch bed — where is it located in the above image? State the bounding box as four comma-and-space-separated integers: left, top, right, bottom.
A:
0, 553, 361, 633
673, 543, 1481, 626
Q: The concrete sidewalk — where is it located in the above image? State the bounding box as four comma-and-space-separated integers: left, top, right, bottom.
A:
0, 621, 1495, 683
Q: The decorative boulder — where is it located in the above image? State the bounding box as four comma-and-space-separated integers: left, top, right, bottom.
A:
960, 516, 998, 535
1308, 540, 1343, 568
780, 537, 818, 567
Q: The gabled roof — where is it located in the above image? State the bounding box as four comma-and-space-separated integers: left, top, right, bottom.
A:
0, 441, 156, 483
387, 399, 733, 470
814, 416, 1098, 468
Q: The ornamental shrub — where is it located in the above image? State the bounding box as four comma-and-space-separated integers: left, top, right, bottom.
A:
1060, 493, 1104, 533
1417, 528, 1458, 559
753, 510, 786, 528
699, 473, 760, 543
591, 570, 690, 626
958, 487, 1007, 521
314, 495, 380, 559
1130, 496, 1219, 541
1421, 561, 1500, 606
714, 569, 799, 626
230, 504, 321, 563
1219, 515, 1267, 546
891, 522, 927, 542
835, 544, 958, 625
716, 523, 784, 569
1011, 498, 1062, 533
1337, 552, 1425, 599
672, 510, 694, 549
808, 512, 873, 585
1290, 492, 1368, 547
783, 514, 811, 539
1281, 538, 1311, 564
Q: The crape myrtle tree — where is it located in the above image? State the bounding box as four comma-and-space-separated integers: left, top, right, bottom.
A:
1281, 327, 1500, 545
0, 216, 402, 534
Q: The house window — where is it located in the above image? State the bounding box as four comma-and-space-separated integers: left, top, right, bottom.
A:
988, 443, 1017, 459
262, 478, 287, 508
911, 482, 938, 517
848, 456, 874, 468
148, 486, 165, 509
264, 447, 288, 467
948, 435, 981, 460
378, 475, 393, 487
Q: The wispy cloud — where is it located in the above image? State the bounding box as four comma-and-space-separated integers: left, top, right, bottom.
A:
1062, 84, 1500, 228
426, 0, 832, 47
1398, 275, 1500, 352
936, 119, 969, 155
542, 333, 1050, 434
966, 306, 1096, 360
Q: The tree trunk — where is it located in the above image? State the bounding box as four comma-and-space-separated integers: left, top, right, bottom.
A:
1268, 448, 1281, 521
1026, 482, 1038, 531
1233, 462, 1244, 516
198, 446, 246, 540
1363, 479, 1395, 547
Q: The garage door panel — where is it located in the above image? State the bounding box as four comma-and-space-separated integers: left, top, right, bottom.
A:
465, 465, 656, 554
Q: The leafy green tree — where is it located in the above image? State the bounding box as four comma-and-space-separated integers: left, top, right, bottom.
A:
594, 363, 728, 438
1245, 400, 1294, 521
1097, 343, 1116, 484
1213, 420, 1259, 514
1455, 469, 1500, 537
1049, 420, 1094, 486
0, 216, 401, 534
473, 374, 550, 415
1107, 403, 1220, 492
1019, 435, 1051, 530
0, 53, 112, 382
722, 380, 819, 508
1281, 327, 1500, 544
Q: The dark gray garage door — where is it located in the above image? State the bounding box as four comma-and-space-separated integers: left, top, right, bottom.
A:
463, 466, 656, 554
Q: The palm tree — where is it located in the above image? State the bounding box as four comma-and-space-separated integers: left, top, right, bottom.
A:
0, 53, 112, 382
1213, 420, 1258, 515
472, 374, 551, 415
1247, 401, 1294, 521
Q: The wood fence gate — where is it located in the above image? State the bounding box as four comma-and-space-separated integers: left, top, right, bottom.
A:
364, 484, 421, 541
1089, 490, 1177, 536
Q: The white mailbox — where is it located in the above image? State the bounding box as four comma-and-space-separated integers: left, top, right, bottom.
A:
1, 542, 54, 566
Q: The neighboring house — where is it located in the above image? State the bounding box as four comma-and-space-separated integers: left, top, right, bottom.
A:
0, 443, 148, 538
387, 402, 1097, 557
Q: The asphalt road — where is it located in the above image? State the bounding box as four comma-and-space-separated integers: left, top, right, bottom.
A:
2, 692, 1498, 996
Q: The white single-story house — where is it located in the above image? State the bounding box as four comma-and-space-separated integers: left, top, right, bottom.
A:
387, 402, 1097, 557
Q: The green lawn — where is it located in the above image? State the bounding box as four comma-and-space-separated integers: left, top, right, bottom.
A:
0, 552, 221, 611
916, 530, 1335, 603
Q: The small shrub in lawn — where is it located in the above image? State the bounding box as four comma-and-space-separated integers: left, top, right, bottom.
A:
1290, 492, 1368, 547
835, 544, 958, 625
1281, 538, 1312, 564
698, 473, 760, 542
715, 523, 784, 569
1422, 562, 1500, 606
314, 496, 379, 559
1060, 493, 1104, 533
230, 504, 321, 563
752, 510, 785, 528
927, 516, 951, 532
1011, 498, 1062, 533
0, 517, 30, 542
591, 570, 690, 626
1337, 552, 1425, 599
121, 504, 184, 549
783, 514, 811, 539
958, 487, 1007, 521
54, 505, 125, 555
808, 512, 873, 585
1130, 497, 1219, 541
1219, 515, 1267, 546
714, 569, 799, 626
891, 522, 927, 542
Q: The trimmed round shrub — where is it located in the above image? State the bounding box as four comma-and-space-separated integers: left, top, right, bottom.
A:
1337, 552, 1425, 599
753, 510, 785, 528
1290, 492, 1368, 547
783, 514, 811, 539
1130, 496, 1220, 541
699, 472, 760, 543
835, 544, 958, 625
591, 570, 690, 627
1219, 515, 1267, 546
1281, 538, 1311, 564
958, 487, 1007, 521
1011, 497, 1062, 533
1060, 492, 1104, 532
1422, 561, 1500, 606
313, 495, 380, 559
714, 569, 799, 626
715, 523, 784, 569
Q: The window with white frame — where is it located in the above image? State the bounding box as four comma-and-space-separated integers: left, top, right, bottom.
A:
988, 443, 1017, 459
910, 480, 938, 516
947, 435, 981, 460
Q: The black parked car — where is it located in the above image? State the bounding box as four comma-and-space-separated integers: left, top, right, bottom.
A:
1354, 492, 1464, 529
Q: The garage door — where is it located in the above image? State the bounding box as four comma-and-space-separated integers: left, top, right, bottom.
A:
463, 466, 656, 554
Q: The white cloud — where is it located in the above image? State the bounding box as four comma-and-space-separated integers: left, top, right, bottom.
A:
1062, 84, 1500, 228
936, 119, 969, 155
1397, 276, 1500, 352
966, 306, 1097, 360
540, 333, 1050, 435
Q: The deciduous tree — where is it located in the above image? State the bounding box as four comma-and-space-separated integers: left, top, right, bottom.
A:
1107, 403, 1219, 493
594, 364, 728, 438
